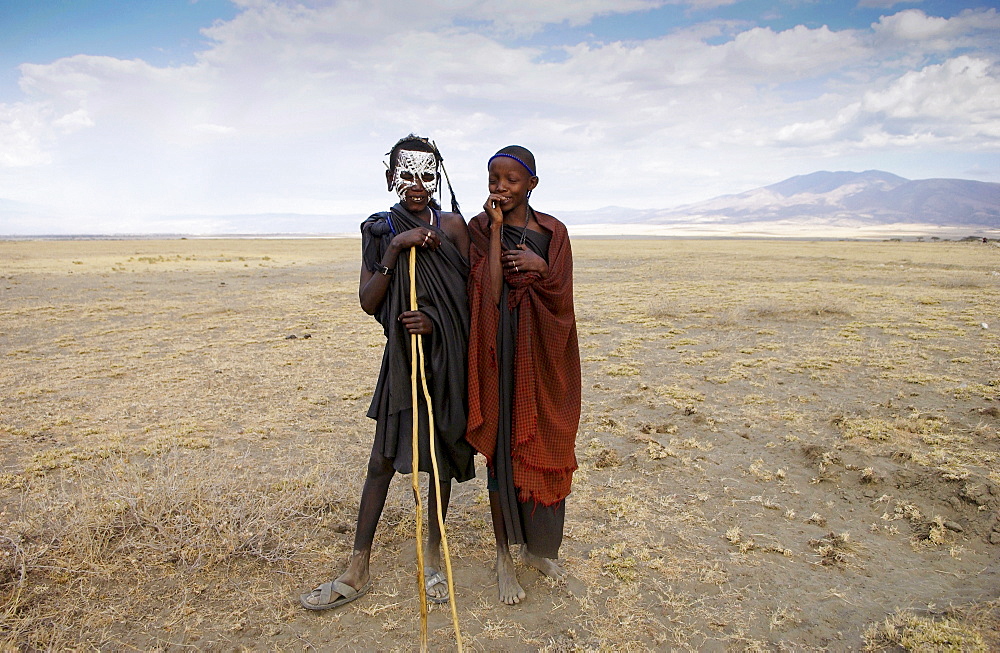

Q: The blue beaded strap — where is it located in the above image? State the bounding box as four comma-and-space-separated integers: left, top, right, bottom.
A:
488, 153, 535, 177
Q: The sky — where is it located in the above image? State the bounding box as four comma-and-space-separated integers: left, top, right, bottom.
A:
1, 0, 998, 234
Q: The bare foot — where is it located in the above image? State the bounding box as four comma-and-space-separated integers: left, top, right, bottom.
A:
496, 548, 525, 605
523, 548, 567, 581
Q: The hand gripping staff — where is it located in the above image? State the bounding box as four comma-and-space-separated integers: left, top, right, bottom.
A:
408, 246, 464, 652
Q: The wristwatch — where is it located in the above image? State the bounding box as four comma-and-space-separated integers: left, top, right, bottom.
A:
373, 262, 394, 276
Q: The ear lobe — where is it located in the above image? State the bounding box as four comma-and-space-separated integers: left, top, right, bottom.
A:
386, 169, 393, 191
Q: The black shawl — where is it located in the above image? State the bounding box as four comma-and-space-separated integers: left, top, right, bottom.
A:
361, 205, 470, 474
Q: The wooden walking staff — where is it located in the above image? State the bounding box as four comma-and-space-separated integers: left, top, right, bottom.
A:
408, 243, 428, 649
408, 246, 464, 652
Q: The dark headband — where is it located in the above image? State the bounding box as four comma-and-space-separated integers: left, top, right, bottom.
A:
488, 153, 535, 177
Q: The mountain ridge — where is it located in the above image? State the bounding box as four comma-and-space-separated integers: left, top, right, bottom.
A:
2, 170, 998, 236
565, 170, 1000, 230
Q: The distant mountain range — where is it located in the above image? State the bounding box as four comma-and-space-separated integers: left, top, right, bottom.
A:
2, 170, 998, 237
563, 170, 1000, 237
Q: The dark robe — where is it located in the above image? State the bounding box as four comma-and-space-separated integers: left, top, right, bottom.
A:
361, 204, 475, 483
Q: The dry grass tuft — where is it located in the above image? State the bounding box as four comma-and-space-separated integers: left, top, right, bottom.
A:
725, 526, 756, 554
588, 542, 639, 583
809, 532, 858, 566
863, 610, 987, 652
646, 440, 674, 460
1, 452, 352, 648
859, 466, 880, 484
591, 447, 623, 469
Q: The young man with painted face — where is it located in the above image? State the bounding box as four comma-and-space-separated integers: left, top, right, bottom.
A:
301, 135, 474, 611
466, 145, 581, 605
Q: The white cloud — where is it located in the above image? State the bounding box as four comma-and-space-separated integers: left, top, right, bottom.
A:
875, 9, 957, 41
0, 102, 56, 167
193, 123, 236, 135
862, 56, 1000, 132
52, 108, 95, 131
873, 8, 1000, 51
720, 24, 867, 78
466, 0, 670, 35
683, 0, 741, 8
775, 56, 1000, 148
776, 105, 861, 146
215, 0, 671, 40
858, 0, 922, 9
0, 1, 998, 232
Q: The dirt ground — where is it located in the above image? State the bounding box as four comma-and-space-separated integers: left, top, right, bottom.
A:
1, 237, 999, 651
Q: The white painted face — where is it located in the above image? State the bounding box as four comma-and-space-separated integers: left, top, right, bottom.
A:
392, 150, 438, 201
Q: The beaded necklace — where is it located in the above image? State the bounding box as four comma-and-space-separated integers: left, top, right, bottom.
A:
385, 204, 436, 236
502, 205, 531, 247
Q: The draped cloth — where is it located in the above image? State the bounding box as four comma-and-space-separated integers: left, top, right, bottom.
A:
492, 225, 563, 557
465, 209, 581, 507
361, 204, 475, 483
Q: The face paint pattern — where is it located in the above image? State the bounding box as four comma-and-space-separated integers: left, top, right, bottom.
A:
392, 150, 438, 201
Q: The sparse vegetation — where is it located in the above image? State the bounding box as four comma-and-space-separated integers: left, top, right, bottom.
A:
863, 610, 988, 652
1, 238, 997, 649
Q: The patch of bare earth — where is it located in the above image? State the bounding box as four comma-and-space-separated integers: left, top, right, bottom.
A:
1, 238, 998, 650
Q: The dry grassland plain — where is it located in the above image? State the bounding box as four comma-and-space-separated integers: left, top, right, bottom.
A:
1, 237, 999, 651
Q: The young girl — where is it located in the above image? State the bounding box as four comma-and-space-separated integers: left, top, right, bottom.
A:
465, 146, 581, 605
301, 135, 474, 610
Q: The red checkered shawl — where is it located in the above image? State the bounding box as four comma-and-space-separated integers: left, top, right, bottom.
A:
465, 210, 581, 506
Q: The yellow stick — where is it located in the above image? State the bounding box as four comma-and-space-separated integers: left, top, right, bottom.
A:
417, 332, 464, 651
410, 243, 464, 651
409, 247, 428, 651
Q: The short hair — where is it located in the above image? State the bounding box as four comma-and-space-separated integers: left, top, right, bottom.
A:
386, 134, 462, 214
491, 145, 536, 176
387, 134, 440, 173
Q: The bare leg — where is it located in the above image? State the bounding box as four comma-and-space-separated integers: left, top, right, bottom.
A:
522, 546, 567, 580
489, 490, 525, 605
302, 447, 395, 608
423, 480, 452, 600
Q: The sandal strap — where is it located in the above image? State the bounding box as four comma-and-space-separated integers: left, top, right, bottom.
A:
425, 571, 446, 590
